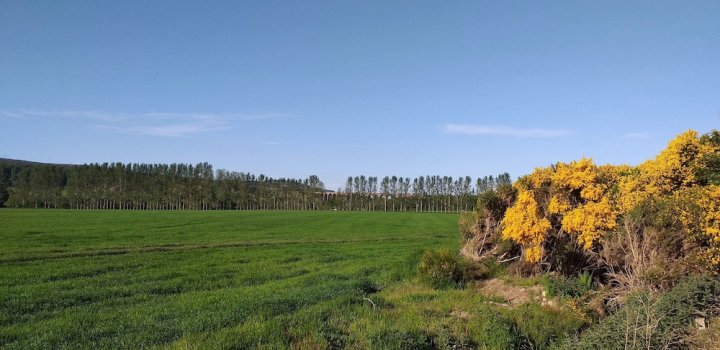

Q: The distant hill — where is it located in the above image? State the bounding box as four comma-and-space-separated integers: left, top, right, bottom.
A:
0, 158, 78, 168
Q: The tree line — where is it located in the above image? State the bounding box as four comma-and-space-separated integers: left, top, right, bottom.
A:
0, 159, 510, 212
335, 173, 511, 212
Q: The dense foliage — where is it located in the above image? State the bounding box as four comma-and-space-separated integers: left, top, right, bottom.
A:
339, 174, 510, 212
417, 250, 476, 289
0, 161, 326, 210
457, 129, 720, 349
0, 158, 511, 212
562, 275, 720, 349
463, 129, 720, 274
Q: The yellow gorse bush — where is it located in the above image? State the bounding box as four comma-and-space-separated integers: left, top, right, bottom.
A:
693, 185, 720, 267
503, 157, 616, 261
618, 130, 713, 211
552, 157, 597, 190
561, 198, 617, 250
500, 190, 551, 262
501, 129, 720, 269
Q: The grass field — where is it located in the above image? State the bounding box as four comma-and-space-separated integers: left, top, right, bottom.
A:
0, 210, 463, 349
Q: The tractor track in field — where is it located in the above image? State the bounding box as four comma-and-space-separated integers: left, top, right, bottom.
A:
0, 235, 431, 264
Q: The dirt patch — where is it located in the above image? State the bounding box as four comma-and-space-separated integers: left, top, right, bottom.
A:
478, 278, 545, 306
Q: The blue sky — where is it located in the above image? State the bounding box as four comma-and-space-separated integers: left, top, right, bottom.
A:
1, 1, 718, 189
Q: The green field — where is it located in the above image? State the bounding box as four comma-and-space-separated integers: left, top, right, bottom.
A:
0, 210, 462, 349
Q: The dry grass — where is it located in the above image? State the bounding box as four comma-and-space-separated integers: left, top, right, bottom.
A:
599, 217, 685, 307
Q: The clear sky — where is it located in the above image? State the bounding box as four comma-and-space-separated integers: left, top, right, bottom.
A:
1, 1, 718, 189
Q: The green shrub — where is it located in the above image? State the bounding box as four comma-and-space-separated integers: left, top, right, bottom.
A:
543, 273, 589, 298
562, 275, 720, 349
576, 271, 593, 291
356, 278, 381, 295
478, 257, 506, 279
507, 303, 586, 349
417, 250, 475, 289
458, 210, 476, 242
697, 130, 720, 185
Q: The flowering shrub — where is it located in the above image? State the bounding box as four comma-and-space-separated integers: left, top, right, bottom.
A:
498, 130, 720, 271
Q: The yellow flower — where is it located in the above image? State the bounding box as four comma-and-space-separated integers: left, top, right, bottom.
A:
553, 158, 597, 190
549, 195, 571, 215
561, 198, 617, 250
501, 190, 552, 262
